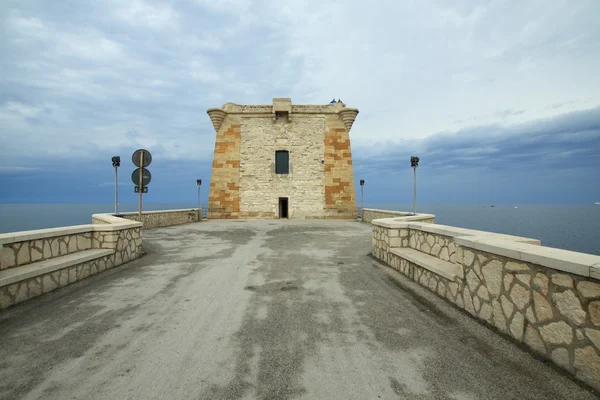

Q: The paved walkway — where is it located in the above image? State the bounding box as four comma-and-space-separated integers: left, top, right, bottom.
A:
0, 220, 596, 399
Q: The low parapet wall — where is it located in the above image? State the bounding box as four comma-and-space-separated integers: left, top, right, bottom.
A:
116, 208, 201, 229
0, 214, 142, 310
362, 208, 435, 223
372, 214, 600, 390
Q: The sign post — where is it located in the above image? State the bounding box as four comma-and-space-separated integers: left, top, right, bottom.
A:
138, 152, 143, 222
132, 149, 152, 223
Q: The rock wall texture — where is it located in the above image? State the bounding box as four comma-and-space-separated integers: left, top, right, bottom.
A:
372, 219, 600, 391
119, 209, 200, 229
206, 99, 358, 219
1, 232, 92, 271
0, 215, 142, 310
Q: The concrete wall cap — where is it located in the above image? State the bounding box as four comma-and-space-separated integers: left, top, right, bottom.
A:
406, 222, 540, 244
117, 209, 197, 216
371, 214, 436, 228
455, 236, 600, 278
0, 225, 93, 245
92, 213, 143, 229
0, 214, 144, 246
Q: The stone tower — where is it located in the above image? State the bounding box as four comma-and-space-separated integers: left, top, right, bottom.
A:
206, 98, 359, 219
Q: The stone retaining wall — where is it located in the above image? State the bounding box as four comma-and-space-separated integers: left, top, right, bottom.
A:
118, 209, 200, 229
362, 208, 435, 223
0, 228, 92, 271
372, 215, 600, 391
0, 214, 142, 310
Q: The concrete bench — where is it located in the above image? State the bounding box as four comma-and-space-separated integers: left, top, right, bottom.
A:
0, 249, 114, 288
390, 247, 463, 282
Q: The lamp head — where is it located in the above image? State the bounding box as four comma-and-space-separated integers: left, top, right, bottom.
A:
410, 156, 419, 168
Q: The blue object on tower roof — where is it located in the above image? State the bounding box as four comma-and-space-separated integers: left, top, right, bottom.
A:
330, 99, 336, 104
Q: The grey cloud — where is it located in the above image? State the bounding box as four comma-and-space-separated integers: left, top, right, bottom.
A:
353, 107, 600, 176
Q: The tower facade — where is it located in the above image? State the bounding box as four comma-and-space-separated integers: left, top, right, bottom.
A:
206, 98, 358, 219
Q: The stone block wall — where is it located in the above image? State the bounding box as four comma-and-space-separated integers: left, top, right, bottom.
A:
372, 216, 600, 390
119, 209, 199, 229
208, 119, 241, 219
206, 99, 359, 219
238, 115, 326, 219
323, 114, 356, 219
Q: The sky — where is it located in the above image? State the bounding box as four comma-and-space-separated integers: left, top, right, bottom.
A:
1, 0, 599, 205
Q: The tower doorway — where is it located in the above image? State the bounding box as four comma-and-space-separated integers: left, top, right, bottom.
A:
278, 198, 288, 219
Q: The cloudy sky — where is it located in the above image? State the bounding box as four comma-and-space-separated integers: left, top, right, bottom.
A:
1, 0, 599, 205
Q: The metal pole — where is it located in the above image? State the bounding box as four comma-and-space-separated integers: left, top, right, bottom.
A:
360, 185, 364, 216
413, 167, 417, 215
114, 166, 119, 214
138, 152, 144, 223
197, 185, 201, 220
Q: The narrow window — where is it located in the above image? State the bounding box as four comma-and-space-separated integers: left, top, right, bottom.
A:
275, 150, 289, 174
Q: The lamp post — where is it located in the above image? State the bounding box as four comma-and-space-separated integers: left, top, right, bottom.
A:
111, 156, 120, 214
196, 179, 202, 220
410, 156, 419, 215
359, 179, 365, 219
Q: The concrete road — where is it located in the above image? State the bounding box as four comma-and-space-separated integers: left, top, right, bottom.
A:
0, 220, 596, 400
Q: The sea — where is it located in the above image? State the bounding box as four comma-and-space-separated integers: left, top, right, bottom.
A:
0, 203, 598, 256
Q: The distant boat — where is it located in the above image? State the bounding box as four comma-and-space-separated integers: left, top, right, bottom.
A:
514, 206, 519, 209
595, 202, 600, 205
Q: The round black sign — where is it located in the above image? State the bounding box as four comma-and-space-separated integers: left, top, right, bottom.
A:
132, 149, 152, 167
131, 168, 152, 186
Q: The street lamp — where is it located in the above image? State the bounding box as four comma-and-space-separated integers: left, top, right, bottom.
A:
196, 179, 202, 220
410, 156, 419, 215
359, 179, 365, 219
111, 156, 120, 214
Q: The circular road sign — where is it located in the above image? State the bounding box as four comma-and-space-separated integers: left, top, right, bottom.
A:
131, 168, 152, 186
132, 149, 152, 168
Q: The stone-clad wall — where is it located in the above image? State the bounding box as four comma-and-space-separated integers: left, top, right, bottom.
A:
459, 246, 600, 386
119, 209, 200, 229
408, 231, 458, 263
1, 230, 92, 271
0, 215, 142, 310
91, 227, 142, 263
372, 217, 600, 390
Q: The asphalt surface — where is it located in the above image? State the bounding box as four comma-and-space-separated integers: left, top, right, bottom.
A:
0, 220, 597, 400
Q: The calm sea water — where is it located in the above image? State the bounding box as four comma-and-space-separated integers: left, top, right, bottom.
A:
0, 203, 598, 255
